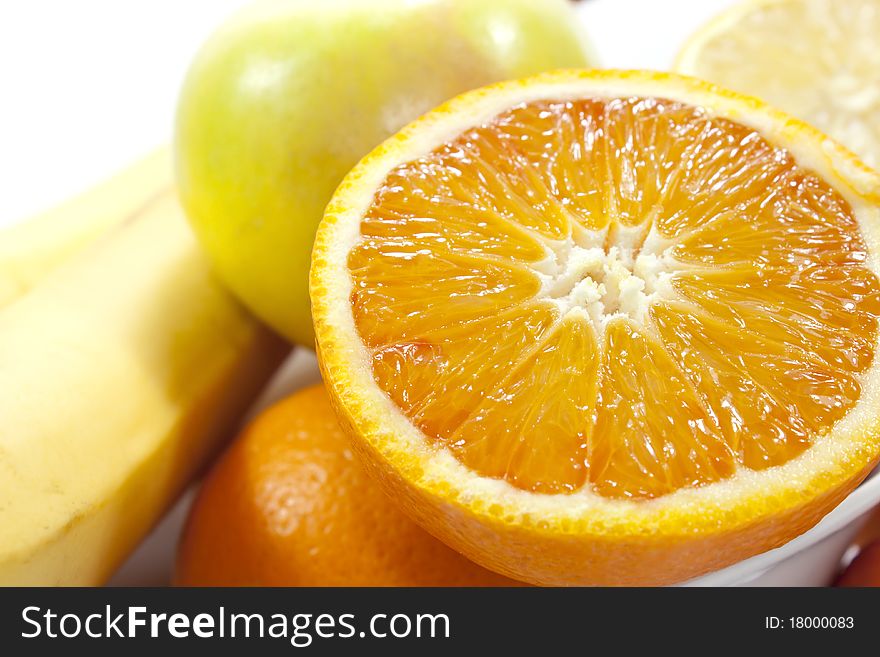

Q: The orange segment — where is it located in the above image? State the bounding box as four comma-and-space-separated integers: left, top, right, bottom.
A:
371, 301, 558, 441
364, 163, 549, 263
652, 301, 856, 469
449, 312, 598, 494
673, 171, 867, 267
672, 267, 880, 373
348, 244, 540, 346
655, 116, 794, 238
590, 318, 734, 498
347, 91, 880, 500
602, 97, 699, 228
490, 101, 610, 233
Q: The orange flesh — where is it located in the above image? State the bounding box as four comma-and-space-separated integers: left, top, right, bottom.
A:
348, 97, 880, 499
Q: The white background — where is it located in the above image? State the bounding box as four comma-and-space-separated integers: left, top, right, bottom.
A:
0, 0, 737, 584
0, 0, 736, 228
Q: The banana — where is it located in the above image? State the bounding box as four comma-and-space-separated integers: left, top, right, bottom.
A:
0, 147, 171, 307
0, 188, 289, 585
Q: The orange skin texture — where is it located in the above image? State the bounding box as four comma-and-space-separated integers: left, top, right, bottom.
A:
175, 383, 520, 587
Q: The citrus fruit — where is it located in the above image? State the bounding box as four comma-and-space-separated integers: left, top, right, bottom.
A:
310, 70, 880, 586
675, 0, 880, 170
174, 383, 520, 586
175, 0, 594, 346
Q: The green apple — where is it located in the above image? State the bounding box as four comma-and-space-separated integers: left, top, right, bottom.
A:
176, 0, 595, 346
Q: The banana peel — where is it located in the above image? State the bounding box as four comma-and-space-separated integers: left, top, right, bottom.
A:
0, 182, 288, 585
0, 148, 172, 307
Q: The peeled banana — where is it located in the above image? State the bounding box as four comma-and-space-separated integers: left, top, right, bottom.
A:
0, 167, 288, 585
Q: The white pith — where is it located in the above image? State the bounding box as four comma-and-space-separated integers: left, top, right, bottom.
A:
314, 72, 880, 533
534, 222, 680, 332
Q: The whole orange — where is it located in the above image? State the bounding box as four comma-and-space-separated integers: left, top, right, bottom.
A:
174, 383, 519, 586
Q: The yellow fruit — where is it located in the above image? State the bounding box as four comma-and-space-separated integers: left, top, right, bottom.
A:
311, 70, 880, 585
675, 0, 880, 170
0, 190, 288, 585
0, 147, 170, 306
176, 0, 594, 346
175, 384, 521, 586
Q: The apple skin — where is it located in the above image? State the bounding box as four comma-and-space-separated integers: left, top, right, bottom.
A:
175, 0, 594, 346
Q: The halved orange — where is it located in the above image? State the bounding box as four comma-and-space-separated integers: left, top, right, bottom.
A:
310, 70, 880, 585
